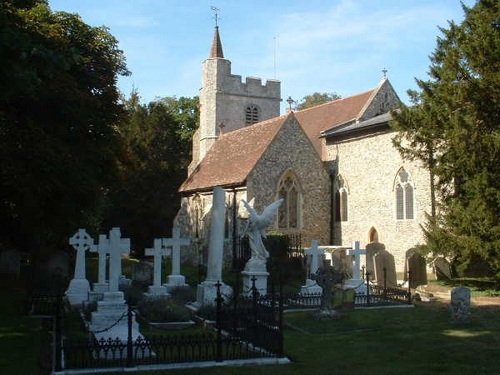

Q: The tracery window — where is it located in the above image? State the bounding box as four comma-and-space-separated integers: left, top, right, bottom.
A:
245, 104, 260, 125
277, 171, 301, 230
395, 167, 415, 220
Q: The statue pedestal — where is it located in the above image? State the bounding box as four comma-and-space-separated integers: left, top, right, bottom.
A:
66, 278, 90, 308
241, 270, 269, 296
196, 280, 233, 307
300, 278, 323, 295
344, 278, 369, 294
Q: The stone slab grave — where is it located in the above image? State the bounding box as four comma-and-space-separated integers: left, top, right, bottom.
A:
365, 241, 386, 278
0, 249, 22, 279
163, 227, 190, 292
451, 287, 471, 323
90, 228, 142, 343
405, 249, 428, 288
301, 240, 324, 295
373, 249, 398, 288
434, 257, 452, 280
132, 260, 154, 286
48, 250, 70, 279
66, 229, 93, 307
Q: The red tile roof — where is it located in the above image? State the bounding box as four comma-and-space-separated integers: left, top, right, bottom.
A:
294, 89, 375, 155
179, 114, 291, 193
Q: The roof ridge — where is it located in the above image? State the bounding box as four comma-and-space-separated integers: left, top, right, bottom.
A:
295, 88, 377, 114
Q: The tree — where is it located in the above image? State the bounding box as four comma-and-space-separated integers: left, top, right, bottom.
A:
103, 93, 198, 255
0, 0, 129, 254
391, 0, 500, 277
296, 92, 341, 110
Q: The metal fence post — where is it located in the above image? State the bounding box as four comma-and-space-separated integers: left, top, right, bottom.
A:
407, 270, 412, 304
365, 271, 371, 307
383, 267, 387, 300
54, 291, 63, 371
126, 300, 134, 368
278, 273, 285, 358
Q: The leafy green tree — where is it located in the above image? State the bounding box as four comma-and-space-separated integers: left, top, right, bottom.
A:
0, 0, 129, 254
296, 92, 341, 110
391, 0, 500, 277
103, 93, 198, 255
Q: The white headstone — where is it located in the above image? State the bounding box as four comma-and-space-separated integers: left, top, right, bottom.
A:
305, 240, 324, 276
69, 229, 93, 279
145, 239, 171, 288
163, 227, 190, 277
66, 229, 93, 307
90, 234, 111, 287
107, 228, 130, 292
348, 241, 366, 280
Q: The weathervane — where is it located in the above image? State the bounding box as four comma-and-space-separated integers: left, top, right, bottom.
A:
211, 6, 220, 27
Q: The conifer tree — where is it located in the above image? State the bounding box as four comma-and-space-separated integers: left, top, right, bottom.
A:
391, 0, 500, 276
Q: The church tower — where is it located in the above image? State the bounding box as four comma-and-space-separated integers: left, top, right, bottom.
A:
189, 26, 281, 175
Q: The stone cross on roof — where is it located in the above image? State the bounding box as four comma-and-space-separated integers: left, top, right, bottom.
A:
145, 239, 171, 288
107, 228, 130, 292
305, 240, 324, 276
163, 227, 190, 277
69, 229, 94, 279
348, 241, 366, 280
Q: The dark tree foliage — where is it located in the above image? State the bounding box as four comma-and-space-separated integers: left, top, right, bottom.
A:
391, 0, 500, 277
296, 92, 341, 111
103, 93, 198, 256
0, 1, 129, 254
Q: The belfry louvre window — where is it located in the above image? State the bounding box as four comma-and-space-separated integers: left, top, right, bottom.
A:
277, 172, 301, 230
395, 168, 414, 220
245, 105, 260, 125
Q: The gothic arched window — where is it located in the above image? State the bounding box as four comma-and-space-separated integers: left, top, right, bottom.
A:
394, 167, 415, 220
334, 175, 348, 222
277, 171, 301, 230
245, 104, 260, 125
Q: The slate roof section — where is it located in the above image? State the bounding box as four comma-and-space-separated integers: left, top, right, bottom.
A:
179, 114, 291, 193
321, 112, 392, 138
294, 89, 376, 156
210, 26, 224, 58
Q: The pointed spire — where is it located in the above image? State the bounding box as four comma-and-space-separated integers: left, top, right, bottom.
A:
210, 26, 224, 58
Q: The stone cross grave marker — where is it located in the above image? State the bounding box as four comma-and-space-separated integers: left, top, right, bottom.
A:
348, 241, 366, 280
305, 240, 324, 277
145, 238, 171, 288
107, 228, 130, 292
163, 227, 190, 277
91, 234, 111, 286
69, 229, 94, 279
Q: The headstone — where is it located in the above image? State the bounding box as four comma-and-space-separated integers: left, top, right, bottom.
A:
0, 249, 22, 278
144, 239, 169, 295
301, 240, 325, 295
373, 249, 398, 288
450, 287, 471, 323
48, 251, 70, 278
196, 187, 233, 306
365, 242, 385, 277
405, 250, 427, 288
132, 261, 154, 286
163, 227, 190, 292
434, 257, 452, 280
66, 229, 93, 307
107, 227, 130, 292
344, 241, 367, 293
90, 234, 111, 293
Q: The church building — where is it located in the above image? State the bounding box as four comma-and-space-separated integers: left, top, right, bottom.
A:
175, 26, 433, 272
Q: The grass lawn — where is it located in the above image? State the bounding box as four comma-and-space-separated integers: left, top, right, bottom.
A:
94, 300, 500, 375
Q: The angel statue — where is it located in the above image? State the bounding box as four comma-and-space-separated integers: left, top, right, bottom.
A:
241, 198, 284, 268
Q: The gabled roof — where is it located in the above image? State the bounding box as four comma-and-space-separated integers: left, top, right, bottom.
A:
179, 114, 291, 193
321, 112, 392, 139
294, 89, 376, 155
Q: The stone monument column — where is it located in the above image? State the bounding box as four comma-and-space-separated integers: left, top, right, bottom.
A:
66, 229, 93, 307
196, 187, 233, 306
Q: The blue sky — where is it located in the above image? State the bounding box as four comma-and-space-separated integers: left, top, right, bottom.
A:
49, 0, 475, 112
